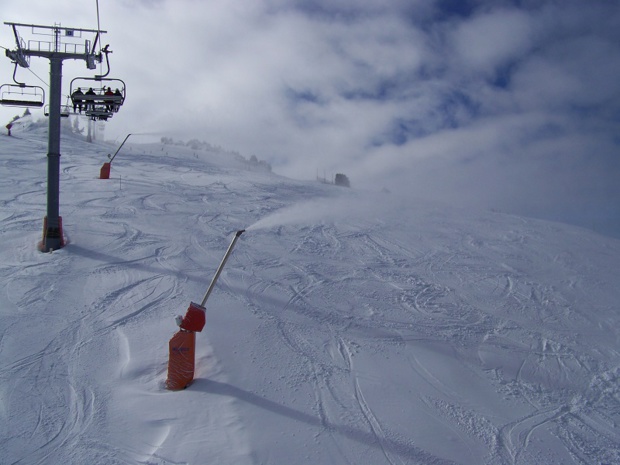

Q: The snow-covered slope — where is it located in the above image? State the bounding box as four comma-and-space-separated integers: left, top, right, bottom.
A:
1, 120, 619, 465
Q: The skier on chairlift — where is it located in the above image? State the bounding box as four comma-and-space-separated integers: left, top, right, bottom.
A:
104, 87, 114, 111
85, 87, 96, 112
72, 87, 84, 113
113, 88, 122, 112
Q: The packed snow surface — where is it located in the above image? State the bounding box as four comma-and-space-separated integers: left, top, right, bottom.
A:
1, 118, 620, 464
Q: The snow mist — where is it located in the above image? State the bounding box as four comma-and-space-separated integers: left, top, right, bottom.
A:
246, 194, 391, 231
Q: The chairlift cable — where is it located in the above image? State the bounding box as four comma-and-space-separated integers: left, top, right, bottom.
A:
11, 62, 46, 88
96, 0, 102, 51
26, 67, 49, 88
95, 0, 103, 74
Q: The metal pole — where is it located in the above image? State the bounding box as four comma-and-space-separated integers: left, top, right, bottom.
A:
43, 54, 63, 251
200, 230, 245, 307
109, 133, 132, 163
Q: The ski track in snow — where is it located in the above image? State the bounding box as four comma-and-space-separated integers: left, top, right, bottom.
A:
1, 125, 620, 464
229, 216, 620, 464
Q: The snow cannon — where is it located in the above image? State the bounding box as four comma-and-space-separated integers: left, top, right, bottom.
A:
100, 133, 131, 180
166, 230, 245, 390
165, 303, 205, 390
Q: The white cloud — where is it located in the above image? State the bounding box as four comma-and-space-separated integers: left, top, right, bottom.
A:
451, 8, 536, 72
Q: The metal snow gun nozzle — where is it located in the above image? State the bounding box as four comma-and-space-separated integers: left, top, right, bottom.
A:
165, 229, 245, 391
199, 229, 245, 308
177, 229, 245, 332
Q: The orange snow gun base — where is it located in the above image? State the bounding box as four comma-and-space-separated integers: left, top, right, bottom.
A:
165, 230, 245, 390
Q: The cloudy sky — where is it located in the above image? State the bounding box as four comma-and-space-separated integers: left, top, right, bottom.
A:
2, 0, 619, 236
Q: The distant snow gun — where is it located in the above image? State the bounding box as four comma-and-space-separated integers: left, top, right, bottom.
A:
166, 229, 246, 390
100, 133, 131, 179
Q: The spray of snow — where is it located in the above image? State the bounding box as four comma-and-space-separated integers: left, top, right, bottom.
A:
246, 193, 392, 231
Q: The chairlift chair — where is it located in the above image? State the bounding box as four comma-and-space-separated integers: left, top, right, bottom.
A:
70, 77, 125, 121
44, 104, 72, 117
0, 83, 45, 108
86, 107, 112, 121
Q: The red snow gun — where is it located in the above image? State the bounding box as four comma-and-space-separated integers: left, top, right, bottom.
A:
100, 133, 131, 179
166, 229, 245, 390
